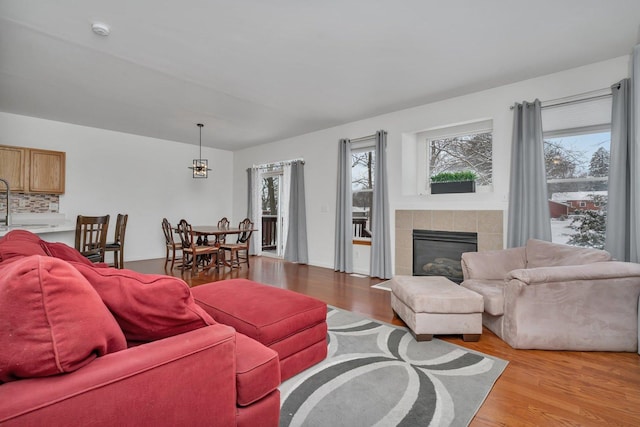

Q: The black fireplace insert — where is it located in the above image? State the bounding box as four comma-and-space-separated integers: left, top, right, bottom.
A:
412, 229, 478, 283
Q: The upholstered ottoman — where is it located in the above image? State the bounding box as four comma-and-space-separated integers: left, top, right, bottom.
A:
192, 279, 328, 381
390, 275, 484, 342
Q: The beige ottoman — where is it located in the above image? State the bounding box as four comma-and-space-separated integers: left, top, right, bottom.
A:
390, 275, 484, 342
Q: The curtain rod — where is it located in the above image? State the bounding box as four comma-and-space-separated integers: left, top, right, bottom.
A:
252, 158, 305, 170
348, 133, 377, 143
509, 87, 613, 110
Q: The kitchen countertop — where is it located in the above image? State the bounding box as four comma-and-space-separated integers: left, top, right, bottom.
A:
0, 213, 75, 237
0, 221, 76, 237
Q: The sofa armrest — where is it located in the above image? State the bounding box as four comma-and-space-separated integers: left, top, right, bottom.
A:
461, 246, 526, 280
0, 324, 238, 427
507, 261, 640, 285
501, 261, 640, 351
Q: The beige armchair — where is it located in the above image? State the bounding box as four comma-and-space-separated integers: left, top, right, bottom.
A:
460, 239, 640, 352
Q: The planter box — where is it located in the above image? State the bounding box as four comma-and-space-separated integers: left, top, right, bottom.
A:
430, 181, 476, 194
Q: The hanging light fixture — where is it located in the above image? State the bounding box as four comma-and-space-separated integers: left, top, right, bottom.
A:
188, 123, 211, 178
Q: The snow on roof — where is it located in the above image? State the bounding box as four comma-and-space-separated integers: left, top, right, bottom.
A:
550, 191, 608, 202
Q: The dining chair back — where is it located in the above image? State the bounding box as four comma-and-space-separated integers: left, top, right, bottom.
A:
105, 213, 128, 269
162, 218, 182, 269
216, 216, 230, 245
176, 219, 219, 273
75, 215, 110, 263
236, 218, 253, 244
220, 218, 254, 269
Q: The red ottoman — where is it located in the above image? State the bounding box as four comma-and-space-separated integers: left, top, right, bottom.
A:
192, 279, 328, 381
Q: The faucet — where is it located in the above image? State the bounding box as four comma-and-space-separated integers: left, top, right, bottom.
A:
0, 178, 9, 227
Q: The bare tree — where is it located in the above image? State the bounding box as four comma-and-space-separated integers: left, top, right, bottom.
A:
351, 151, 374, 190
261, 177, 278, 214
544, 140, 585, 179
429, 133, 492, 185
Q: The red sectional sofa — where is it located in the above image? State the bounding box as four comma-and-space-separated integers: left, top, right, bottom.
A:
0, 230, 327, 426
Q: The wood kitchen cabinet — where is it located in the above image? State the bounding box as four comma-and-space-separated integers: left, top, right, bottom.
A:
0, 145, 65, 194
0, 145, 27, 191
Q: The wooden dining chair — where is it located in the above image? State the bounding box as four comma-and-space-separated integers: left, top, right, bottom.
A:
216, 216, 230, 245
75, 215, 110, 263
105, 213, 128, 269
161, 218, 183, 269
220, 218, 253, 269
176, 219, 219, 273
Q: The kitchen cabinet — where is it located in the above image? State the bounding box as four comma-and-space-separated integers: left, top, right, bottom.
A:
0, 145, 65, 194
0, 145, 27, 191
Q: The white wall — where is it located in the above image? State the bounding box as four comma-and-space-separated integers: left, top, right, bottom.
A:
1, 56, 629, 267
0, 113, 234, 262
232, 55, 631, 271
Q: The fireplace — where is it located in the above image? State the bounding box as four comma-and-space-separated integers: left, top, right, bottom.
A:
412, 230, 478, 283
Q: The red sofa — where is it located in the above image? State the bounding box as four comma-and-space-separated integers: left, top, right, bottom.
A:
0, 231, 284, 426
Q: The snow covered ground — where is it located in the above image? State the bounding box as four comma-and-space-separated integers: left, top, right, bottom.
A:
550, 218, 573, 245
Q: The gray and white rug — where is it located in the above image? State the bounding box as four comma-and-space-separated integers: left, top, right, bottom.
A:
371, 280, 392, 291
279, 307, 507, 427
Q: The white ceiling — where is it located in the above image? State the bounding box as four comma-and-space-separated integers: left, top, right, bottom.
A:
1, 1, 639, 151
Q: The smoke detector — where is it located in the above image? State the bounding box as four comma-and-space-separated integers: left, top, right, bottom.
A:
91, 22, 110, 36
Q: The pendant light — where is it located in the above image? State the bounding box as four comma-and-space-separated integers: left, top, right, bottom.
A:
188, 123, 211, 178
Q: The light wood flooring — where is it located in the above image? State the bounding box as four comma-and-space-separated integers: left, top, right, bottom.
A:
126, 256, 640, 426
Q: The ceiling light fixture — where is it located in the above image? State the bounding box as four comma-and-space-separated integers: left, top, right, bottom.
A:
91, 22, 111, 36
188, 123, 211, 179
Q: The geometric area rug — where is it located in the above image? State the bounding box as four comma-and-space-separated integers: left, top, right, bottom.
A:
279, 307, 508, 426
371, 280, 392, 291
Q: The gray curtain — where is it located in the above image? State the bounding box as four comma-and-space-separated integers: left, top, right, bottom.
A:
370, 130, 392, 279
606, 50, 640, 262
507, 99, 552, 247
334, 139, 353, 273
284, 160, 309, 263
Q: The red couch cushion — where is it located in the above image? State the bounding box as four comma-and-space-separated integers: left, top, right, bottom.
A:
0, 256, 127, 382
70, 263, 216, 342
235, 333, 281, 406
41, 241, 95, 266
0, 229, 42, 243
0, 230, 48, 262
192, 279, 327, 346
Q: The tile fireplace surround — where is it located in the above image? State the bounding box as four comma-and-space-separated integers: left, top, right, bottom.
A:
395, 210, 504, 276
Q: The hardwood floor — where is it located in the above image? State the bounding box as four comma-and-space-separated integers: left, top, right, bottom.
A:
126, 256, 640, 426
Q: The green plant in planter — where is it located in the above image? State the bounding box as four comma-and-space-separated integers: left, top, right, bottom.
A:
430, 171, 477, 194
430, 171, 477, 183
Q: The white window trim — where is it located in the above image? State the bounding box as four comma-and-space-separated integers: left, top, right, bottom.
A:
543, 123, 610, 139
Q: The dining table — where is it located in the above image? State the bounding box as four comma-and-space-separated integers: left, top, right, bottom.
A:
191, 225, 257, 267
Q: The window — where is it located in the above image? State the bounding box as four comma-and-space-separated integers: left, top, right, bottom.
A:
542, 90, 612, 249
545, 129, 610, 249
351, 145, 375, 242
416, 120, 493, 193
261, 171, 282, 254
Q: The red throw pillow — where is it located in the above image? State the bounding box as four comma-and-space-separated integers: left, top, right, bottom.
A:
0, 230, 48, 262
70, 262, 216, 342
42, 241, 94, 266
0, 256, 127, 382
